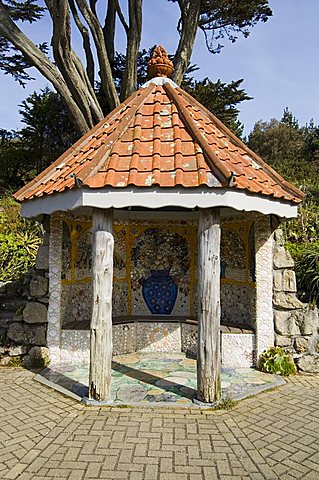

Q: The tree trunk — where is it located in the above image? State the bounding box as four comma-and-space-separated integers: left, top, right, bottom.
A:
172, 0, 201, 85
75, 0, 119, 111
120, 0, 142, 101
46, 0, 103, 128
197, 207, 222, 403
89, 208, 114, 402
0, 1, 90, 135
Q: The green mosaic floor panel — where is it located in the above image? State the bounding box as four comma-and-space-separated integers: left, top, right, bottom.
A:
37, 352, 285, 406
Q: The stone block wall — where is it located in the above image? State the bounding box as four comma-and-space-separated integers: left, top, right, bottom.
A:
273, 229, 319, 372
0, 225, 50, 368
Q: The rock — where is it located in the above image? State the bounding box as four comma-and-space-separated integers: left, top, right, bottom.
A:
30, 275, 48, 297
294, 337, 309, 354
274, 308, 319, 336
297, 354, 319, 373
300, 307, 319, 336
35, 245, 49, 270
23, 302, 47, 324
273, 271, 282, 292
273, 246, 295, 270
12, 315, 23, 323
22, 346, 50, 368
8, 345, 28, 356
274, 310, 301, 336
42, 231, 50, 246
315, 340, 319, 353
282, 270, 297, 292
275, 334, 292, 347
273, 292, 304, 310
7, 323, 46, 346
274, 228, 285, 247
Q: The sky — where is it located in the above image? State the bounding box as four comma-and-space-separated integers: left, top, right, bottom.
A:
0, 0, 318, 136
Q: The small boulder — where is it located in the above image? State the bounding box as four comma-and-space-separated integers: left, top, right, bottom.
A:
30, 275, 48, 297
8, 345, 28, 356
7, 323, 46, 346
297, 354, 319, 373
282, 270, 297, 293
23, 302, 47, 324
35, 245, 49, 270
273, 271, 282, 292
275, 334, 292, 347
273, 246, 295, 270
273, 292, 304, 310
22, 346, 50, 368
293, 337, 309, 354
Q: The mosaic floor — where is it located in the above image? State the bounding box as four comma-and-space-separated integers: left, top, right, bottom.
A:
36, 352, 285, 406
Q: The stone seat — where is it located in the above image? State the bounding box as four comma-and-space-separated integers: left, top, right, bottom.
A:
62, 315, 255, 334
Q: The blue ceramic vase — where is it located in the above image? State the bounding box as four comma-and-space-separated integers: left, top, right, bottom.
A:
142, 270, 177, 315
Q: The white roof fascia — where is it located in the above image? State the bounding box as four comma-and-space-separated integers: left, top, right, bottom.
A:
20, 187, 298, 219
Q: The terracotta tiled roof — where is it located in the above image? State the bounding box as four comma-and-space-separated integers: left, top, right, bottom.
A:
15, 79, 304, 204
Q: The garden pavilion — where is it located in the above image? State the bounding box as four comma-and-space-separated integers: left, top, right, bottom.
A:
14, 46, 304, 403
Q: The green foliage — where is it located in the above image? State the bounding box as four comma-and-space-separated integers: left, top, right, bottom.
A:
258, 347, 297, 376
183, 77, 251, 136
213, 395, 237, 411
0, 195, 41, 281
0, 88, 78, 190
7, 356, 22, 367
0, 1, 45, 86
293, 244, 319, 304
169, 0, 272, 54
248, 109, 319, 304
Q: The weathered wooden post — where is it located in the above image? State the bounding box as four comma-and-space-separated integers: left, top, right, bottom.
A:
197, 207, 222, 403
89, 208, 114, 401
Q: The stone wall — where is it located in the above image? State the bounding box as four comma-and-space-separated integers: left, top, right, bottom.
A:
0, 221, 50, 368
273, 229, 319, 372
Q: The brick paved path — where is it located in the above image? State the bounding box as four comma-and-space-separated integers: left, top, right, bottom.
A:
1, 368, 319, 480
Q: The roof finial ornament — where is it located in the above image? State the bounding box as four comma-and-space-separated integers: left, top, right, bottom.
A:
147, 45, 174, 79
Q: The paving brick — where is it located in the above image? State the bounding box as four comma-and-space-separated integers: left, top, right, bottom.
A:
2, 369, 319, 480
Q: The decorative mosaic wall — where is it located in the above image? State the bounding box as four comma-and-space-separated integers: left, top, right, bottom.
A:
60, 322, 254, 367
59, 213, 256, 328
255, 214, 274, 355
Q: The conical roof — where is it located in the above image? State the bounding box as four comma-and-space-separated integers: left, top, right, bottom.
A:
15, 49, 304, 205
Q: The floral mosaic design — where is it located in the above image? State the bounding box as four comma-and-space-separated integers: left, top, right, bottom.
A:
221, 228, 247, 282
114, 228, 127, 278
61, 221, 71, 280
131, 229, 190, 315
75, 227, 92, 279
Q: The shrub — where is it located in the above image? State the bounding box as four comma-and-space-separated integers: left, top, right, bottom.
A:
286, 241, 319, 304
0, 195, 42, 281
258, 347, 297, 376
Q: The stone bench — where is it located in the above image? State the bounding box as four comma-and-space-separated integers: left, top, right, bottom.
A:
60, 316, 255, 368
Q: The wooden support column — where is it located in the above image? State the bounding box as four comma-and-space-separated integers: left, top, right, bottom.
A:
197, 208, 222, 403
89, 208, 114, 401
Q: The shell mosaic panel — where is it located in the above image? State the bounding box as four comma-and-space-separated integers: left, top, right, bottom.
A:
59, 215, 255, 326
221, 284, 256, 327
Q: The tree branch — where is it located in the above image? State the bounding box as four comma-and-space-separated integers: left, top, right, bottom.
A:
114, 0, 129, 34
75, 0, 119, 110
172, 0, 201, 85
45, 0, 103, 127
0, 0, 90, 134
103, 0, 116, 67
69, 0, 95, 86
120, 0, 142, 100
